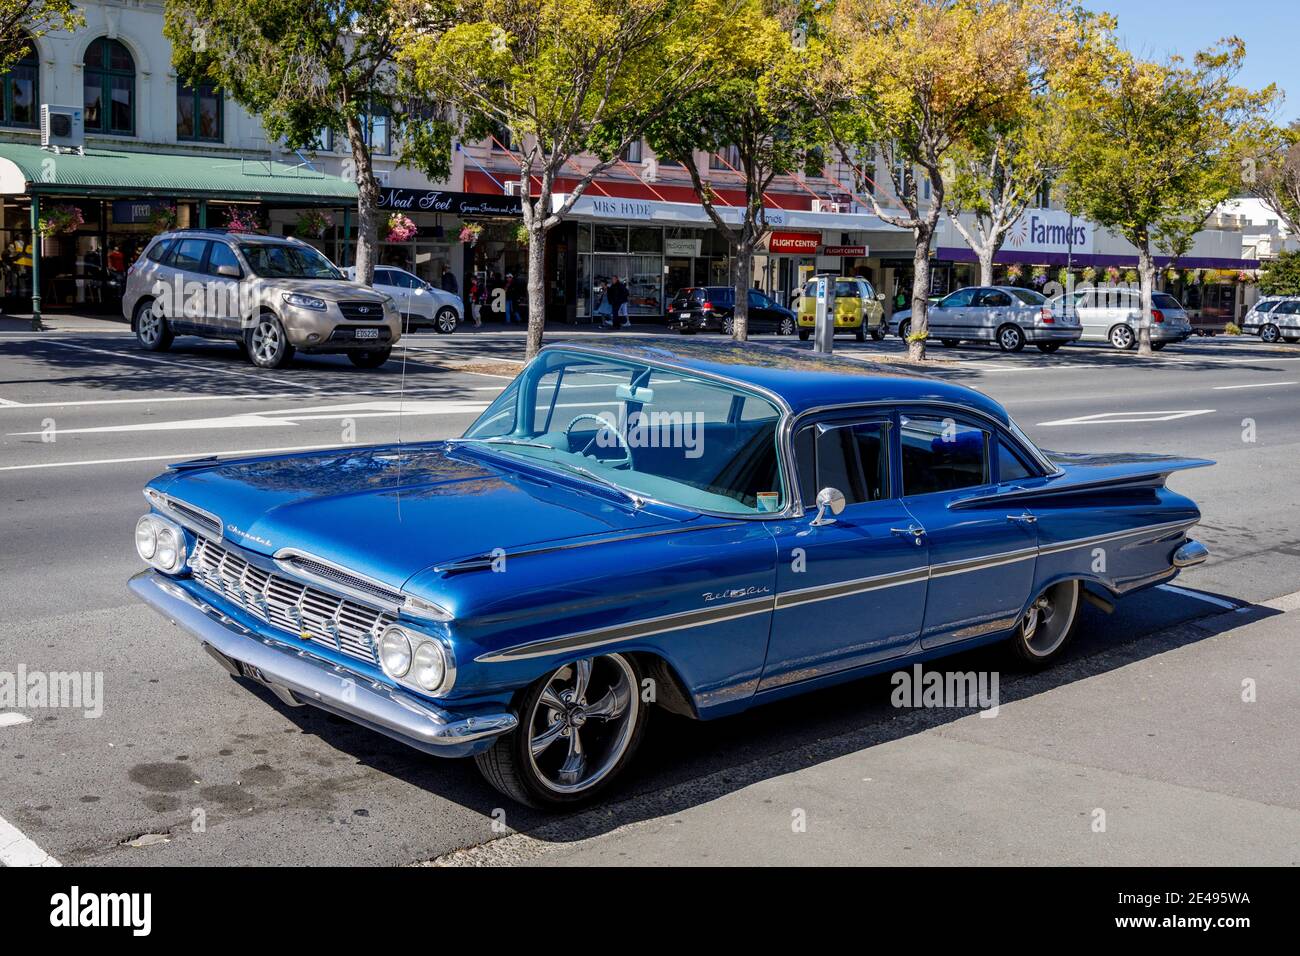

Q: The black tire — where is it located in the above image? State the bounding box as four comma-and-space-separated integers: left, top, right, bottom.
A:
134, 300, 173, 352
898, 320, 910, 341
433, 307, 458, 334
348, 347, 392, 368
245, 313, 294, 368
1150, 341, 1167, 351
1109, 324, 1137, 350
854, 325, 867, 342
676, 328, 695, 335
1260, 323, 1281, 344
474, 653, 647, 809
997, 324, 1026, 352
798, 329, 811, 341
870, 325, 885, 341
941, 338, 960, 348
778, 316, 795, 336
1036, 341, 1062, 353
1007, 580, 1081, 668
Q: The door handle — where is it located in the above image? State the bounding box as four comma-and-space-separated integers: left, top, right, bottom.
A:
1007, 513, 1037, 525
891, 524, 926, 544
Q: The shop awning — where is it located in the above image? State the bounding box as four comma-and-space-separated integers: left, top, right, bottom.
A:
0, 143, 357, 206
553, 192, 902, 233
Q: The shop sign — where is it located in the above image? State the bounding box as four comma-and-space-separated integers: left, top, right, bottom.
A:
1004, 209, 1092, 254
585, 196, 656, 220
112, 200, 172, 224
823, 245, 867, 256
664, 238, 702, 257
377, 188, 523, 217
768, 231, 821, 254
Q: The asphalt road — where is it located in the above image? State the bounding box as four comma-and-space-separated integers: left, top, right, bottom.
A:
1, 322, 1297, 865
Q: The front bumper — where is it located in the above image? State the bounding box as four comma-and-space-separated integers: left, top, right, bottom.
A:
281, 303, 402, 350
130, 570, 516, 758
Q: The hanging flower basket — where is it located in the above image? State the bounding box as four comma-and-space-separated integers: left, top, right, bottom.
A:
1004, 263, 1023, 282
149, 204, 177, 235
385, 212, 417, 243
38, 203, 84, 239
224, 207, 264, 233
296, 209, 333, 239
1104, 265, 1121, 284
1164, 267, 1180, 283
1056, 267, 1071, 287
1030, 266, 1047, 287
458, 222, 483, 246
1081, 266, 1097, 284
1185, 268, 1201, 285
513, 223, 530, 245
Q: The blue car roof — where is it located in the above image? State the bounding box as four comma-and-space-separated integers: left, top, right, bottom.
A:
543, 340, 1012, 422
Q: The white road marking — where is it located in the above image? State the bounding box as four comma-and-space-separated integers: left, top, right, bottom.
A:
0, 443, 348, 472
0, 812, 60, 867
1037, 410, 1215, 426
6, 400, 489, 437
0, 712, 31, 727
0, 397, 19, 406
1211, 381, 1297, 390
1155, 584, 1240, 611
0, 383, 492, 411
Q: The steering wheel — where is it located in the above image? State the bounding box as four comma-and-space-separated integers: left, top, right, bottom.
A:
564, 413, 632, 467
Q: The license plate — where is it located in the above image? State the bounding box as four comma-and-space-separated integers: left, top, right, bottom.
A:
355, 328, 379, 340
678, 312, 691, 320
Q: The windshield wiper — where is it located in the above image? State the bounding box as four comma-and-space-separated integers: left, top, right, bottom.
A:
551, 461, 645, 509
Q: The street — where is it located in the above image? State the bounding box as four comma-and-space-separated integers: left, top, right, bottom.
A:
2, 321, 1299, 866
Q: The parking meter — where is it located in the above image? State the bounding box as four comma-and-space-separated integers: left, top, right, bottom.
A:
813, 275, 836, 354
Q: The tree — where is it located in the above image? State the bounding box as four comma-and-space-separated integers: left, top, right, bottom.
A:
1056, 37, 1276, 355
1248, 121, 1300, 238
0, 0, 80, 75
643, 0, 825, 341
398, 0, 736, 358
817, 0, 1079, 361
1258, 249, 1300, 296
163, 0, 456, 285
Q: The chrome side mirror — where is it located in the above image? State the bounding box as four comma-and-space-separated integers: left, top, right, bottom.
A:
810, 487, 846, 526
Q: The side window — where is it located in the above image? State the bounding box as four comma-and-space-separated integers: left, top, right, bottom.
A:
390, 271, 418, 289
899, 415, 990, 496
206, 242, 241, 277
794, 420, 889, 508
373, 269, 393, 286
939, 289, 975, 308
167, 238, 208, 273
997, 437, 1035, 483
146, 239, 175, 263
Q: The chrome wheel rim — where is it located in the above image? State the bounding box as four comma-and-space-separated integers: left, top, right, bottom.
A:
1000, 327, 1021, 350
137, 307, 161, 345
1021, 580, 1079, 657
436, 308, 456, 333
780, 317, 794, 335
1112, 326, 1134, 349
1262, 325, 1279, 343
526, 654, 637, 794
251, 319, 282, 363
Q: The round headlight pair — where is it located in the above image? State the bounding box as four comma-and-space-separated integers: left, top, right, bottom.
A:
135, 514, 188, 574
378, 625, 450, 695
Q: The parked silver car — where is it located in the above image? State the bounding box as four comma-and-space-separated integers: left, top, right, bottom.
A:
1241, 296, 1300, 343
344, 265, 461, 334
1047, 287, 1192, 351
914, 285, 1082, 353
123, 229, 401, 369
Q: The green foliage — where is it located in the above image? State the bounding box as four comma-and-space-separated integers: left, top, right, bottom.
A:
0, 0, 82, 75
1258, 250, 1300, 296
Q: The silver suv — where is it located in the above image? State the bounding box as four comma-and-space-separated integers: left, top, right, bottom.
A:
122, 229, 400, 368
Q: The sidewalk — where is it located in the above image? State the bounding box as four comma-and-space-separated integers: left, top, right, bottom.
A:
0, 312, 129, 333
430, 598, 1300, 866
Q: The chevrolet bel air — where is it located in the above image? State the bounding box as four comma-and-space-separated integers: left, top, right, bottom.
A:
130, 341, 1211, 808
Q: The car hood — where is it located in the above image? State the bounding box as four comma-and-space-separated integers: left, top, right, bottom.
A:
151, 444, 684, 591
271, 278, 387, 302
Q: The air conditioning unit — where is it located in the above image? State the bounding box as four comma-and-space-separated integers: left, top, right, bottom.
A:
503, 180, 524, 196
812, 199, 851, 214
40, 105, 85, 152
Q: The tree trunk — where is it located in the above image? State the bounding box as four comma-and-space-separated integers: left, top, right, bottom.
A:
1136, 244, 1156, 357
978, 247, 995, 287
345, 115, 380, 286
732, 234, 753, 342
908, 229, 931, 362
525, 217, 546, 359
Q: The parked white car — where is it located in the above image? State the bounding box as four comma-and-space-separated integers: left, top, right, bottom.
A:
345, 266, 461, 333
1241, 296, 1300, 343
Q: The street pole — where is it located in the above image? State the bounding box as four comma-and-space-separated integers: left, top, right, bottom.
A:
29, 194, 41, 332
814, 274, 836, 354
1066, 211, 1074, 320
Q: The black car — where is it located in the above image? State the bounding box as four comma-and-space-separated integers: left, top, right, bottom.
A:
666, 286, 797, 335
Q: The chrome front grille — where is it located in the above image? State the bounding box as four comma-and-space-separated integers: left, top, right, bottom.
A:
189, 536, 390, 666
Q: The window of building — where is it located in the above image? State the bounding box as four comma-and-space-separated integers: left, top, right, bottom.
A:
491, 124, 512, 151
621, 140, 643, 163
363, 106, 390, 155
0, 37, 38, 128
710, 145, 741, 170
84, 38, 135, 135
177, 82, 222, 142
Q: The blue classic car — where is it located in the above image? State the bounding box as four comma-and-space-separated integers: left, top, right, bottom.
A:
130, 341, 1210, 807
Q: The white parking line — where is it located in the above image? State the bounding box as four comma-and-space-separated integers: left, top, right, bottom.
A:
0, 397, 19, 406
1037, 410, 1215, 426
0, 712, 31, 727
1211, 381, 1297, 390
0, 812, 60, 867
1155, 584, 1239, 611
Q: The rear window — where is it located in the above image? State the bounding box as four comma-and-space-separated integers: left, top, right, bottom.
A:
1254, 300, 1280, 313
1152, 293, 1183, 310
834, 281, 860, 298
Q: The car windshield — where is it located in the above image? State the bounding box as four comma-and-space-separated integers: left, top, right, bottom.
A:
239, 243, 342, 279
461, 349, 786, 516
1007, 288, 1046, 305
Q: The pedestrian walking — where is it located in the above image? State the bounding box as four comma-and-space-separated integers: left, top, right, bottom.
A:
606, 277, 630, 330
468, 276, 482, 328
504, 273, 517, 324
441, 265, 459, 295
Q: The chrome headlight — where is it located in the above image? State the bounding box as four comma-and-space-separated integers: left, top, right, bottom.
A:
378, 626, 413, 678
411, 640, 447, 693
281, 291, 327, 311
135, 514, 187, 574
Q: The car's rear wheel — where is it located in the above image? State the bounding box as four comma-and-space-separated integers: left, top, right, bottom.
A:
1036, 341, 1062, 353
1260, 323, 1281, 344
1150, 341, 1167, 351
722, 315, 735, 336
348, 347, 392, 368
997, 324, 1026, 352
1008, 580, 1081, 667
246, 314, 294, 368
134, 300, 173, 352
941, 338, 960, 348
433, 307, 457, 334
898, 320, 911, 341
854, 324, 867, 342
778, 316, 795, 336
798, 329, 811, 341
475, 653, 646, 809
1109, 324, 1136, 350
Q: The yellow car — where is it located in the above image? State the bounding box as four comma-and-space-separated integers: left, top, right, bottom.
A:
797, 276, 887, 341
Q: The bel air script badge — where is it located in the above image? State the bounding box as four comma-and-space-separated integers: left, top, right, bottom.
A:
702, 585, 771, 603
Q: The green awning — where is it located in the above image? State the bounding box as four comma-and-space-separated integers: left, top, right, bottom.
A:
0, 142, 357, 205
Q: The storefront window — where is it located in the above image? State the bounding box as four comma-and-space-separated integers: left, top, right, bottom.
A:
1, 38, 38, 128
629, 227, 662, 254
84, 38, 135, 136
177, 83, 223, 142
593, 224, 627, 253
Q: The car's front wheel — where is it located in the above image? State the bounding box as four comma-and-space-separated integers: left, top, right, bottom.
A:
798, 329, 811, 341
1109, 324, 1136, 350
1008, 580, 1081, 667
721, 315, 735, 336
898, 320, 911, 341
870, 325, 885, 341
433, 307, 458, 334
246, 314, 294, 368
1260, 323, 1281, 344
134, 300, 173, 352
348, 347, 392, 368
475, 653, 646, 809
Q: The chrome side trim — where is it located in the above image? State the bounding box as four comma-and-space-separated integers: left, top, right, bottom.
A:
929, 547, 1038, 578
1038, 519, 1193, 557
130, 571, 515, 751
475, 594, 775, 663
144, 488, 222, 539
773, 566, 928, 609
